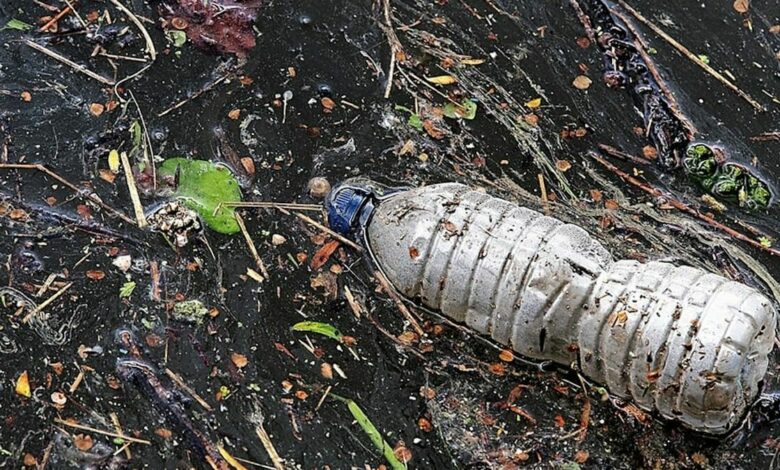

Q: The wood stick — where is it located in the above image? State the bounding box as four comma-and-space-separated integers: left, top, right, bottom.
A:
107, 0, 156, 60
588, 151, 780, 257
255, 423, 286, 470
615, 0, 763, 111
119, 151, 148, 228
22, 282, 72, 323
538, 173, 549, 213
39, 6, 72, 32
374, 270, 424, 336
235, 212, 270, 279
0, 162, 135, 225
293, 212, 363, 252
110, 412, 132, 459
164, 368, 214, 411
24, 40, 115, 85
54, 418, 152, 445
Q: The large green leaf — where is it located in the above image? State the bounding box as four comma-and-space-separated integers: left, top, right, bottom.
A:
158, 158, 242, 234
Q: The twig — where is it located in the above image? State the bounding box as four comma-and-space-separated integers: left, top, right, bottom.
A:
293, 212, 363, 252
39, 6, 72, 32
216, 201, 322, 212
576, 373, 591, 443
315, 385, 332, 412
0, 163, 135, 224
751, 131, 780, 142
107, 0, 156, 60
597, 143, 653, 165
537, 173, 549, 213
569, 0, 597, 42
381, 0, 401, 99
158, 73, 230, 117
615, 0, 764, 111
54, 418, 152, 445
234, 212, 270, 279
22, 282, 72, 323
374, 269, 424, 336
62, 0, 88, 29
164, 368, 214, 411
119, 151, 148, 228
255, 423, 286, 470
110, 412, 132, 459
588, 151, 780, 257
610, 9, 699, 138
24, 40, 115, 85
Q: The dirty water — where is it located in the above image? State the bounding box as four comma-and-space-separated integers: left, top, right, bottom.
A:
0, 0, 779, 468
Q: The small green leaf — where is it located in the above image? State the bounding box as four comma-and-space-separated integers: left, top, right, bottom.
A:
1, 19, 33, 31
291, 321, 344, 342
119, 281, 136, 298
443, 99, 478, 120
394, 105, 424, 131
759, 236, 773, 248
158, 158, 242, 234
130, 121, 143, 149
345, 399, 406, 470
166, 30, 187, 48
112, 437, 125, 445
697, 54, 710, 65
407, 113, 423, 130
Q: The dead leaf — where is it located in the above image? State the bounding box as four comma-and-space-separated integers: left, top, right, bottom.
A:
98, 169, 116, 183
89, 103, 105, 117
488, 363, 505, 375
310, 272, 338, 300
240, 157, 255, 175
394, 442, 412, 463
398, 139, 415, 156
525, 97, 542, 109
604, 199, 619, 210
311, 240, 340, 270
572, 75, 592, 90
498, 349, 514, 362
231, 352, 249, 369
460, 58, 485, 65
321, 97, 336, 110
574, 450, 590, 464
155, 428, 173, 439
9, 208, 28, 220
418, 417, 433, 432
590, 189, 603, 202
16, 371, 31, 398
425, 75, 457, 85
20, 91, 32, 102
556, 160, 572, 172
408, 246, 419, 259
85, 270, 106, 280
642, 145, 658, 160
733, 0, 749, 13
422, 120, 445, 139
320, 362, 333, 379
576, 37, 591, 48
228, 108, 241, 120
73, 434, 94, 451
554, 415, 565, 428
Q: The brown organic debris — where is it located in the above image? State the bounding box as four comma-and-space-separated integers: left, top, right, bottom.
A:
164, 0, 262, 57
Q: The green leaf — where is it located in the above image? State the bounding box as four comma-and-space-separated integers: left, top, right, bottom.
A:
166, 30, 187, 48
345, 399, 406, 470
759, 236, 773, 248
697, 54, 710, 65
158, 158, 242, 234
394, 105, 423, 131
1, 19, 33, 31
443, 99, 478, 120
407, 114, 423, 130
119, 281, 136, 298
130, 121, 143, 149
291, 321, 344, 342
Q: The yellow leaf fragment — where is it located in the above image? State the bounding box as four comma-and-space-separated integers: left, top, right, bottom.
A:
525, 98, 542, 109
108, 149, 120, 173
217, 445, 249, 470
16, 371, 31, 398
460, 58, 485, 65
425, 75, 457, 85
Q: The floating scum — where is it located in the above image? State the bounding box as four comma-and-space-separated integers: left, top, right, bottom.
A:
326, 180, 778, 435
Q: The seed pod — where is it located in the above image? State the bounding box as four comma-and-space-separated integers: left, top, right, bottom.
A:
347, 183, 776, 434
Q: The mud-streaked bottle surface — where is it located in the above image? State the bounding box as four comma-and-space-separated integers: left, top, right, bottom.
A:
326, 182, 777, 434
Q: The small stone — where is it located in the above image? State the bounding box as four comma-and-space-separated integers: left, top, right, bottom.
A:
272, 234, 287, 246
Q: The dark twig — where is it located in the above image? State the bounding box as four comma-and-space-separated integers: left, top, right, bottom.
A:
0, 163, 136, 225
589, 151, 780, 257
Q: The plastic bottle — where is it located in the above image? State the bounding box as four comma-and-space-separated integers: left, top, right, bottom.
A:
326, 181, 777, 434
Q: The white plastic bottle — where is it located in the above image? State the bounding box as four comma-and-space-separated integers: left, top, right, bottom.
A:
326, 181, 777, 434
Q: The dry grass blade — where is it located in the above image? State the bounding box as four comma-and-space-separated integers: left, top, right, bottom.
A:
54, 418, 151, 445
24, 40, 115, 85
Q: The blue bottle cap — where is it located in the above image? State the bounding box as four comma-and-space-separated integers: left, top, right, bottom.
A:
325, 183, 376, 237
